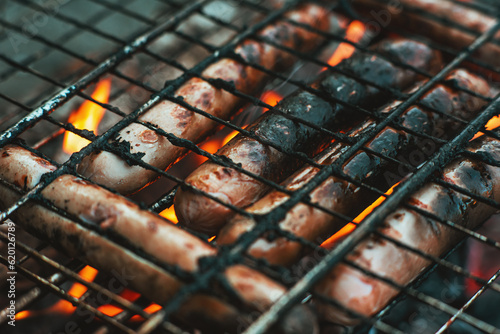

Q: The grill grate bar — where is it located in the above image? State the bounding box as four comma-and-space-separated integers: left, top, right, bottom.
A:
405, 203, 500, 251
12, 0, 244, 77
242, 19, 500, 334
0, 227, 189, 333
0, 0, 209, 147
0, 0, 133, 83
0, 254, 137, 334
0, 5, 333, 331
2, 1, 500, 333
342, 260, 500, 334
436, 268, 500, 334
0, 260, 83, 325
450, 0, 500, 15
5, 1, 490, 172
311, 293, 406, 334
85, 0, 174, 25
372, 232, 500, 294
149, 186, 178, 213
383, 25, 500, 77
13, 0, 139, 46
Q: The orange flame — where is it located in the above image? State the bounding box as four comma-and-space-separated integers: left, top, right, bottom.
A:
261, 90, 282, 107
97, 305, 123, 317
221, 90, 283, 147
471, 115, 500, 140
324, 20, 365, 70
15, 310, 30, 320
194, 90, 283, 165
130, 303, 163, 321
160, 206, 178, 224
222, 130, 239, 147
161, 206, 215, 241
321, 181, 401, 248
50, 265, 99, 314
95, 289, 140, 318
63, 79, 111, 154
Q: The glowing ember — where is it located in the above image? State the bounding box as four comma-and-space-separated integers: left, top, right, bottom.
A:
160, 206, 178, 224
160, 206, 214, 241
321, 181, 400, 248
130, 303, 163, 321
261, 90, 282, 107
222, 130, 239, 146
49, 265, 99, 314
63, 79, 112, 154
194, 90, 283, 165
195, 137, 224, 164
15, 310, 29, 320
324, 20, 365, 70
96, 289, 140, 317
471, 114, 500, 140
97, 305, 123, 317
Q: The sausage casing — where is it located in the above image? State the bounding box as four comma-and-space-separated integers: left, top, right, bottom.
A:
0, 145, 316, 333
77, 4, 333, 195
175, 38, 443, 235
217, 69, 491, 266
314, 130, 500, 326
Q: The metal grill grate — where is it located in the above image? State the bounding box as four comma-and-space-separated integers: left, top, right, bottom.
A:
1, 0, 500, 333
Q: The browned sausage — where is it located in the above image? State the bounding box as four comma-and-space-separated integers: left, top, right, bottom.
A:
174, 38, 443, 235
77, 4, 334, 195
314, 129, 500, 326
0, 145, 317, 333
353, 0, 500, 66
216, 69, 491, 266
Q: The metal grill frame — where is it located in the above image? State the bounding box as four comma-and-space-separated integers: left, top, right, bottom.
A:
1, 0, 500, 333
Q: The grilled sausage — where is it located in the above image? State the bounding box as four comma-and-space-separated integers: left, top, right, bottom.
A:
77, 4, 334, 195
217, 69, 491, 266
353, 0, 500, 67
0, 145, 317, 333
314, 129, 500, 326
174, 38, 443, 235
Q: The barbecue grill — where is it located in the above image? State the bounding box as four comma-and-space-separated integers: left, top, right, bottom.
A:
1, 0, 500, 333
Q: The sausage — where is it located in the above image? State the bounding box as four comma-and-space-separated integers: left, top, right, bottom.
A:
314, 129, 500, 326
352, 0, 500, 67
0, 145, 317, 334
77, 4, 334, 195
217, 69, 491, 266
174, 38, 443, 235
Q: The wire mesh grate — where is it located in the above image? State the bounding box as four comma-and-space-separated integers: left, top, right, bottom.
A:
1, 0, 500, 333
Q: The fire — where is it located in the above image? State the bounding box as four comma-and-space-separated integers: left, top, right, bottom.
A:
160, 206, 215, 241
222, 90, 283, 147
14, 261, 161, 322
160, 206, 178, 224
321, 181, 401, 248
471, 115, 500, 140
63, 78, 112, 154
324, 20, 365, 69
195, 90, 283, 165
261, 90, 282, 107
222, 130, 239, 146
97, 289, 140, 317
15, 310, 30, 320
130, 303, 163, 321
50, 265, 99, 314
